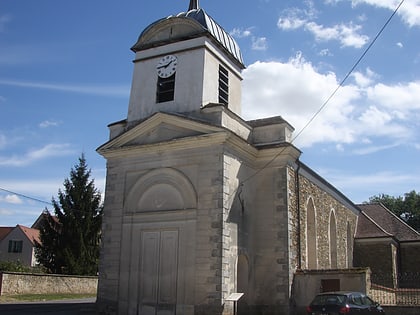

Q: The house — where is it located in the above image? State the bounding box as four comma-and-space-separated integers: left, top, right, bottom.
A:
0, 225, 40, 267
96, 1, 362, 314
354, 203, 420, 288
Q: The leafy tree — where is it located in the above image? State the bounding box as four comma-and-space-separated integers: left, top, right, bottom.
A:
367, 190, 420, 231
35, 155, 103, 275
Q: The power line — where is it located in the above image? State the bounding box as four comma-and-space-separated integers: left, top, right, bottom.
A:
290, 0, 405, 144
238, 0, 405, 187
0, 187, 53, 206
0, 1, 406, 210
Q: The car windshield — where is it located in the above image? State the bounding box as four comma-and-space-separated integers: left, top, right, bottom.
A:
311, 294, 347, 306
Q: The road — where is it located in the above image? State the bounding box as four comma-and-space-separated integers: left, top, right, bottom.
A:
0, 298, 96, 315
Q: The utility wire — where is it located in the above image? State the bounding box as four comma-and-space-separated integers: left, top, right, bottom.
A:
0, 187, 53, 206
238, 0, 405, 187
290, 0, 405, 145
0, 0, 406, 209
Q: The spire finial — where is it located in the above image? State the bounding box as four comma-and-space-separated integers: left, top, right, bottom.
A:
188, 0, 199, 10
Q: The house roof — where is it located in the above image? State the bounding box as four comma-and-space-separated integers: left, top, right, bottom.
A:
356, 203, 420, 242
0, 225, 40, 245
0, 226, 13, 241
31, 211, 59, 230
17, 225, 41, 245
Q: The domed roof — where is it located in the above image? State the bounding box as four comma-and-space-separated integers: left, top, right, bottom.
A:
131, 2, 244, 68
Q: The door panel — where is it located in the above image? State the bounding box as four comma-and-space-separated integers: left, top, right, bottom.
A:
140, 232, 160, 304
138, 230, 179, 315
157, 230, 178, 315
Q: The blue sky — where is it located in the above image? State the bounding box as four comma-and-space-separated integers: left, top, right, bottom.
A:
1, 0, 419, 227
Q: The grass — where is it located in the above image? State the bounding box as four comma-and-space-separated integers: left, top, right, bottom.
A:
0, 293, 96, 303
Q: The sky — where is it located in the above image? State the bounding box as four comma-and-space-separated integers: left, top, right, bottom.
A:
1, 0, 419, 227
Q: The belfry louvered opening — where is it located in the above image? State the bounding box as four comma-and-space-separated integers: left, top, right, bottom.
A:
218, 65, 229, 105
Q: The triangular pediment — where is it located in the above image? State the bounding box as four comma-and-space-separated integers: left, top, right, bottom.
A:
98, 112, 224, 152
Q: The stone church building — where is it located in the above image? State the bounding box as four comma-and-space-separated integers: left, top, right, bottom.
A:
96, 1, 361, 314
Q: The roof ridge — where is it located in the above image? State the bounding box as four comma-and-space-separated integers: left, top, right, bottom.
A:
376, 202, 420, 237
357, 203, 420, 241
359, 210, 394, 237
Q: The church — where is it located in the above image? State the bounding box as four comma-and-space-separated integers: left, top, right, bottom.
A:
96, 1, 362, 314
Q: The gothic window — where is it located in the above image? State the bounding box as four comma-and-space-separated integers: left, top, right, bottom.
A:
157, 74, 175, 103
307, 198, 317, 269
346, 222, 353, 268
329, 211, 338, 268
218, 65, 229, 105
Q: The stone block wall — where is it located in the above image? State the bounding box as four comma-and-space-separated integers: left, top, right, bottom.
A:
288, 166, 358, 271
354, 241, 397, 287
0, 272, 97, 296
400, 243, 420, 288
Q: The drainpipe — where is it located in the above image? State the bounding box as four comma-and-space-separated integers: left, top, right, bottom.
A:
295, 159, 302, 271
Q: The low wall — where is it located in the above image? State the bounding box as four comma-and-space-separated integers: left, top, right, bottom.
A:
0, 272, 98, 296
383, 306, 420, 315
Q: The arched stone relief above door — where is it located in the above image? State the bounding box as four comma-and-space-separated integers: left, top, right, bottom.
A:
124, 168, 197, 212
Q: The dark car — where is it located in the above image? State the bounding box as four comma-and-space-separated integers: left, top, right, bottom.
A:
306, 291, 385, 315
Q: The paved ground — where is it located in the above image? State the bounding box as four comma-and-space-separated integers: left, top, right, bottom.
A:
0, 298, 97, 315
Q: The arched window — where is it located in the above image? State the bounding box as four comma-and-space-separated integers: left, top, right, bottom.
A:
329, 211, 338, 269
346, 222, 353, 268
307, 198, 317, 269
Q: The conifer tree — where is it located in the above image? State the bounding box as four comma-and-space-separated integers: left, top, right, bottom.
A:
35, 155, 103, 275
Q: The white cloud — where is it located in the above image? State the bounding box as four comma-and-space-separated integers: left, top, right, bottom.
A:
0, 143, 76, 167
351, 68, 378, 87
39, 120, 61, 128
252, 37, 268, 51
319, 48, 333, 56
231, 27, 268, 52
366, 82, 420, 111
352, 142, 400, 155
230, 27, 253, 38
0, 179, 61, 203
0, 194, 23, 204
278, 15, 307, 30
305, 21, 369, 48
277, 5, 316, 31
242, 55, 419, 149
351, 0, 420, 27
0, 79, 129, 97
277, 6, 369, 48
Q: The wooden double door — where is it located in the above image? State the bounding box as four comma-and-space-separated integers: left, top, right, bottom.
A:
120, 217, 196, 315
137, 230, 179, 315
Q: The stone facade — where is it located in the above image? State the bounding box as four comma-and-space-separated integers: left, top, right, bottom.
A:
290, 167, 358, 271
96, 3, 361, 314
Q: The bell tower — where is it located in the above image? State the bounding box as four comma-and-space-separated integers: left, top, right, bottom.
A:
126, 0, 245, 124
97, 2, 259, 315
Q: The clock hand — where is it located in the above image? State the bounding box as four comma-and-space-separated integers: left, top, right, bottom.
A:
157, 60, 173, 69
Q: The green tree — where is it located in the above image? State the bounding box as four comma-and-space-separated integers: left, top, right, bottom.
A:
35, 155, 103, 275
368, 190, 420, 231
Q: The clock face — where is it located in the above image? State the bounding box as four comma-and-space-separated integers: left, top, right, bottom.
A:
156, 55, 178, 78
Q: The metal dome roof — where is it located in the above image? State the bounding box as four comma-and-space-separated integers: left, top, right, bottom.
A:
132, 2, 244, 68
175, 8, 244, 66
